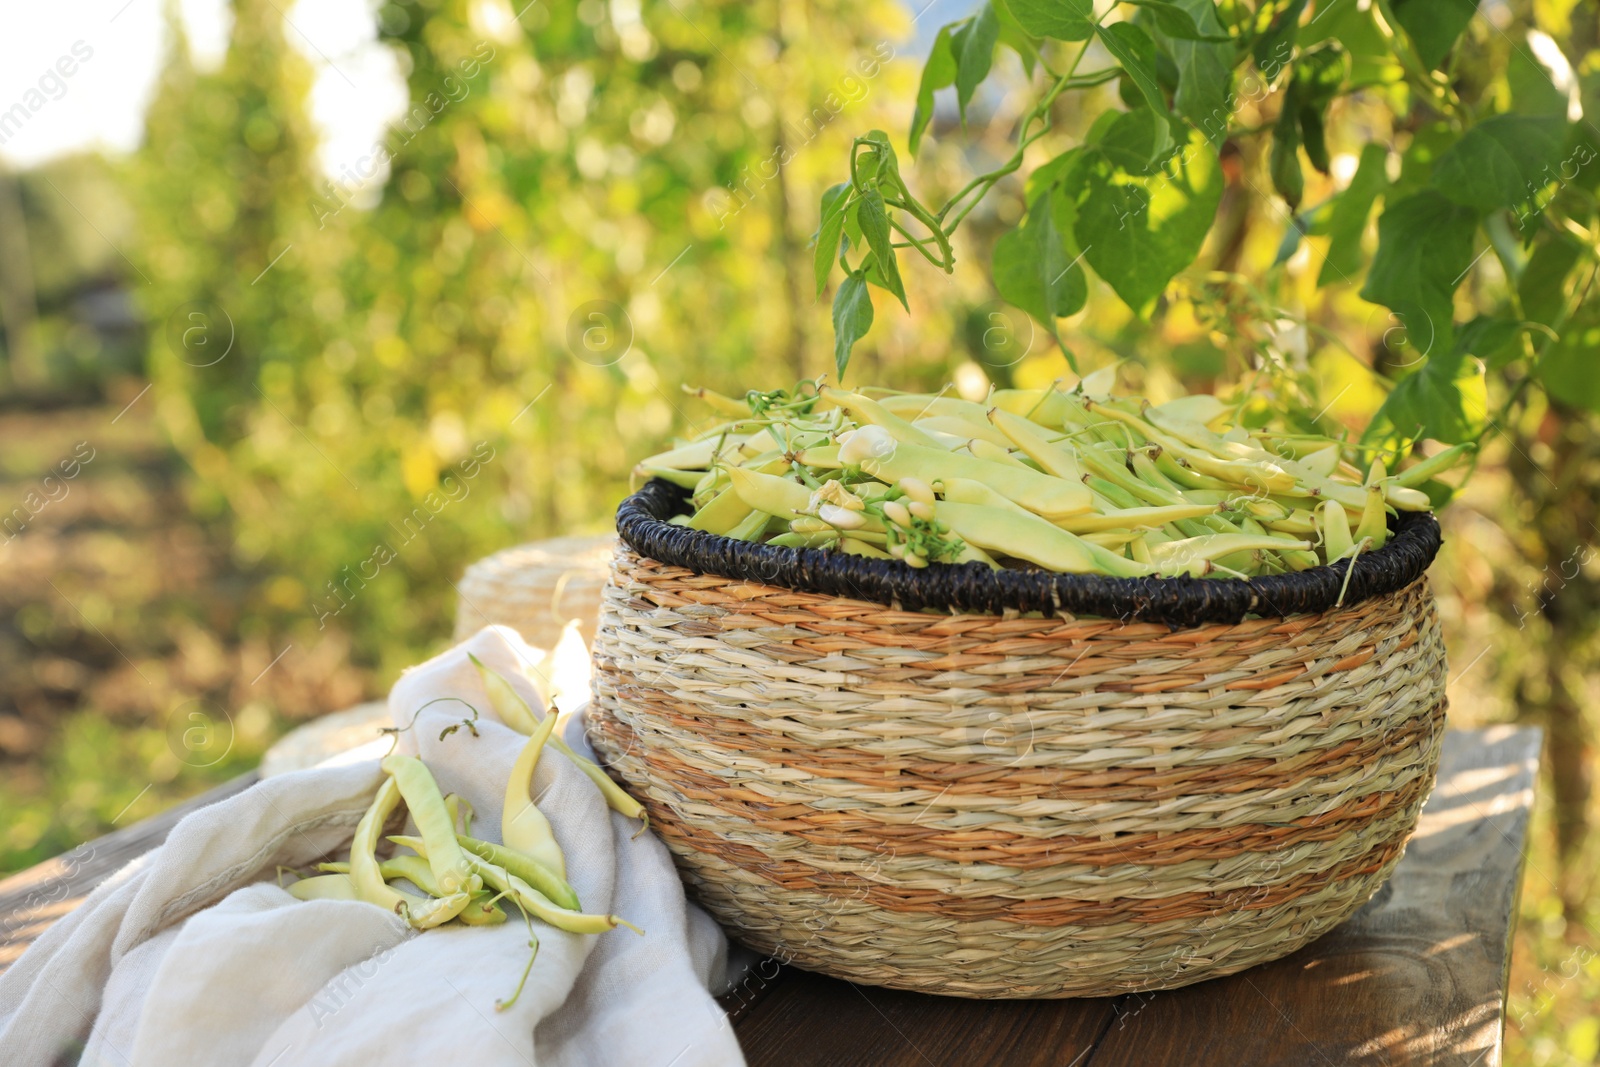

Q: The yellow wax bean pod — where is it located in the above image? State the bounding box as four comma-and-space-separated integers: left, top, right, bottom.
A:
460, 854, 644, 937
476, 660, 650, 836
878, 394, 994, 422
840, 537, 892, 559
684, 386, 753, 417
724, 509, 771, 541
1318, 500, 1355, 561
991, 387, 1073, 427
471, 652, 543, 734
987, 408, 1084, 480
503, 711, 567, 879
289, 874, 360, 901
1383, 483, 1432, 511
634, 466, 702, 490
953, 542, 1000, 568
1355, 485, 1390, 550
938, 477, 1030, 516
687, 486, 753, 535
632, 437, 719, 474
935, 501, 1153, 577
726, 466, 813, 519
1149, 394, 1227, 427
1056, 503, 1221, 533
1091, 402, 1299, 492
820, 388, 947, 449
965, 438, 1032, 468
915, 415, 1013, 448
458, 834, 582, 912
1149, 534, 1313, 567
382, 753, 480, 896
794, 444, 842, 469
350, 778, 470, 928
862, 442, 1091, 520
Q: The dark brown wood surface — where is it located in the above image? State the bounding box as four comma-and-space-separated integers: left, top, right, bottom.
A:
0, 727, 1540, 1067
0, 772, 258, 973
730, 726, 1542, 1067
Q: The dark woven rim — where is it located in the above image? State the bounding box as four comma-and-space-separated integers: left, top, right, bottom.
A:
616, 478, 1442, 626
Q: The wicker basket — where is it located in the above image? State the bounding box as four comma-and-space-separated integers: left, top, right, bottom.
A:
589, 481, 1449, 998
452, 534, 614, 649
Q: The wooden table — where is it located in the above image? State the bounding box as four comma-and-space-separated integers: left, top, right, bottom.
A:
0, 726, 1542, 1066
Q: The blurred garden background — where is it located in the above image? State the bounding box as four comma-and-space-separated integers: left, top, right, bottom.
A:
1, 0, 1598, 1059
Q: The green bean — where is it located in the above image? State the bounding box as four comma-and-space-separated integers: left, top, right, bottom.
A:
1393, 442, 1474, 487
767, 531, 839, 549
725, 508, 772, 542
634, 466, 702, 490
458, 834, 581, 912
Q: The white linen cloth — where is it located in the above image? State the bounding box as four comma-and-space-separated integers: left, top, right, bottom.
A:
0, 626, 745, 1067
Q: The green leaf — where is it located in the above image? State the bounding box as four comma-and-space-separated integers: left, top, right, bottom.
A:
1006, 0, 1094, 41
910, 26, 958, 153
1270, 136, 1304, 210
1454, 315, 1529, 370
1097, 24, 1174, 164
1360, 189, 1480, 358
1387, 0, 1475, 70
1123, 0, 1232, 41
857, 190, 907, 310
1518, 234, 1582, 328
1068, 117, 1224, 313
954, 4, 1001, 121
1150, 0, 1234, 146
860, 130, 904, 192
1366, 355, 1487, 446
1538, 305, 1600, 414
1318, 142, 1387, 287
1290, 43, 1345, 176
832, 272, 875, 380
1508, 38, 1574, 118
1270, 80, 1305, 208
993, 177, 1088, 333
1431, 114, 1567, 212
1253, 0, 1307, 75
814, 183, 851, 297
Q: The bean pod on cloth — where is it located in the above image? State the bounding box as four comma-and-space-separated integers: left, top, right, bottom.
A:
589, 542, 1448, 998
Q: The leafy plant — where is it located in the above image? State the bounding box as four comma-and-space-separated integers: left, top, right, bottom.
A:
818, 0, 1600, 459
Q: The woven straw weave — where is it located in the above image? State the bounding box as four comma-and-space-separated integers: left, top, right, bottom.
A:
452, 535, 614, 649
590, 544, 1449, 998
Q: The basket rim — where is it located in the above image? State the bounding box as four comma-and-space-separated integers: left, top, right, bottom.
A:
615, 478, 1441, 625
